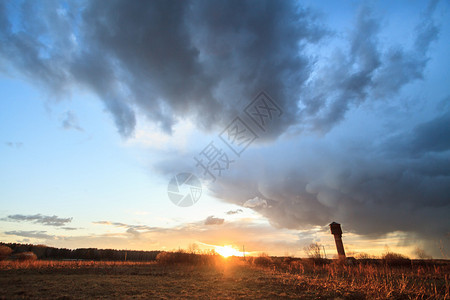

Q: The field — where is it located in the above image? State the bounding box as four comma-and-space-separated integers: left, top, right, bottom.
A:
0, 257, 449, 299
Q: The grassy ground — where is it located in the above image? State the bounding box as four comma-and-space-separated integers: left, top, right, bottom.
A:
0, 259, 448, 299
0, 260, 339, 299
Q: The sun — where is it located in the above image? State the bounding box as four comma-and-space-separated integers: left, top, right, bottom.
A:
215, 245, 243, 258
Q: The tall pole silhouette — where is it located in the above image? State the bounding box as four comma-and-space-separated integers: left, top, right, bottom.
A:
329, 222, 346, 260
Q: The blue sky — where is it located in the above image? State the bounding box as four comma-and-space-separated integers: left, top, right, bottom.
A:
0, 0, 449, 258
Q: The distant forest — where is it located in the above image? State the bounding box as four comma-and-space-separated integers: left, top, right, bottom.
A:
0, 242, 160, 261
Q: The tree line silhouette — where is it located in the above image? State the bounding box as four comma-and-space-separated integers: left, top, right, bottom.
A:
0, 242, 160, 261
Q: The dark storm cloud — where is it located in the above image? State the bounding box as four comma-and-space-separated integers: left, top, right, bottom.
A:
9, 0, 435, 137
4, 214, 73, 226
385, 111, 450, 158
298, 2, 440, 133
0, 0, 325, 137
410, 112, 450, 154
207, 109, 450, 256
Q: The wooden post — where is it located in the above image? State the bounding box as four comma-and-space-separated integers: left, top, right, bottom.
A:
329, 222, 346, 260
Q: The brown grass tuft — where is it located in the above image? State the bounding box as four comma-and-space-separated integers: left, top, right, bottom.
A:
253, 253, 273, 267
382, 252, 411, 267
0, 245, 12, 261
15, 252, 38, 261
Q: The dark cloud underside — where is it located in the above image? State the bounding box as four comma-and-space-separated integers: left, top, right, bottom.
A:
0, 0, 324, 138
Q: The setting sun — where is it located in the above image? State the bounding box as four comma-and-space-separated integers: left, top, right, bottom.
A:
214, 245, 243, 258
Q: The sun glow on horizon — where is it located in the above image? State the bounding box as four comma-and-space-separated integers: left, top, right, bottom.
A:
214, 245, 244, 258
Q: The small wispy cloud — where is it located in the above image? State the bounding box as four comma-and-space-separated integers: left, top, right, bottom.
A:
204, 216, 225, 225
226, 209, 243, 215
4, 214, 73, 227
93, 221, 159, 232
4, 142, 23, 148
243, 197, 267, 209
60, 227, 80, 231
62, 111, 83, 132
4, 230, 55, 239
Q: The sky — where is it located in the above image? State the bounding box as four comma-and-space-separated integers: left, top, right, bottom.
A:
0, 0, 449, 258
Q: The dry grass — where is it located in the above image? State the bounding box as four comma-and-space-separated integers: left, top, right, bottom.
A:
0, 259, 154, 270
250, 257, 450, 299
0, 257, 449, 299
0, 259, 338, 299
